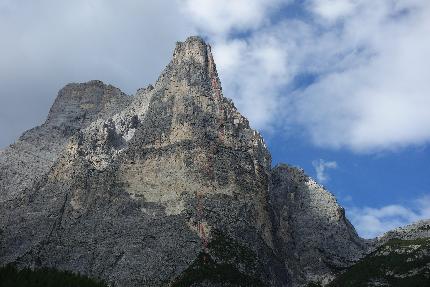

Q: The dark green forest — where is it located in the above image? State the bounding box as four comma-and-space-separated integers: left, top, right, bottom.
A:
0, 265, 107, 287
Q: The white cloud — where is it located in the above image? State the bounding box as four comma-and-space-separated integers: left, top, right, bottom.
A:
180, 0, 284, 36
312, 159, 337, 183
308, 0, 358, 21
347, 195, 430, 238
293, 0, 430, 152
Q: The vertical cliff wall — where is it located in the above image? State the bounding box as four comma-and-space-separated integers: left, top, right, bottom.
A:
0, 37, 371, 287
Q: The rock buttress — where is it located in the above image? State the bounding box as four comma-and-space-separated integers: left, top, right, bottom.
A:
270, 164, 370, 286
0, 36, 286, 286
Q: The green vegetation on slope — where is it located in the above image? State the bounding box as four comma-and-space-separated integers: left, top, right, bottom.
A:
171, 230, 265, 287
0, 264, 107, 287
327, 238, 430, 287
170, 252, 264, 287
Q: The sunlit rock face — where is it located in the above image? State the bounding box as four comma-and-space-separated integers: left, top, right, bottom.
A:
1, 36, 424, 287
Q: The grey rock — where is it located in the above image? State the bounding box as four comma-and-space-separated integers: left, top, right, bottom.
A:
0, 80, 131, 202
0, 36, 278, 287
377, 219, 430, 243
0, 36, 428, 287
0, 80, 132, 268
270, 164, 370, 286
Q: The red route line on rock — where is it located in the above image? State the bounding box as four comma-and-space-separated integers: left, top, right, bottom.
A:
193, 46, 229, 261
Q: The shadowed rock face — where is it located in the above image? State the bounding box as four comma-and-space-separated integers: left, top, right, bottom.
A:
270, 164, 370, 286
0, 36, 414, 287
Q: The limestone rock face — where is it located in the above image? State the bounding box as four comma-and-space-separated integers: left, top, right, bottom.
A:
46, 80, 132, 128
0, 80, 131, 203
0, 37, 280, 287
0, 80, 131, 269
0, 36, 426, 287
270, 164, 370, 286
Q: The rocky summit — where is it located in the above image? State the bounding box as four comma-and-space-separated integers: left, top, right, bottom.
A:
0, 36, 429, 287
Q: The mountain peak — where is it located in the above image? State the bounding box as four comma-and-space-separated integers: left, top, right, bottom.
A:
173, 36, 209, 64
154, 36, 221, 95
46, 80, 131, 129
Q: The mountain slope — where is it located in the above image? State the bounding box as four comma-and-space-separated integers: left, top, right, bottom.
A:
270, 164, 370, 286
0, 36, 426, 287
0, 81, 131, 266
1, 37, 283, 286
0, 80, 130, 202
0, 264, 107, 287
328, 220, 430, 286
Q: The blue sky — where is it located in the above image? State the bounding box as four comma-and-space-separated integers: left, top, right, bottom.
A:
0, 0, 429, 238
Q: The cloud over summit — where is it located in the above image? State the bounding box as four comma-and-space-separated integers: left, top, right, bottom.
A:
182, 0, 430, 152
